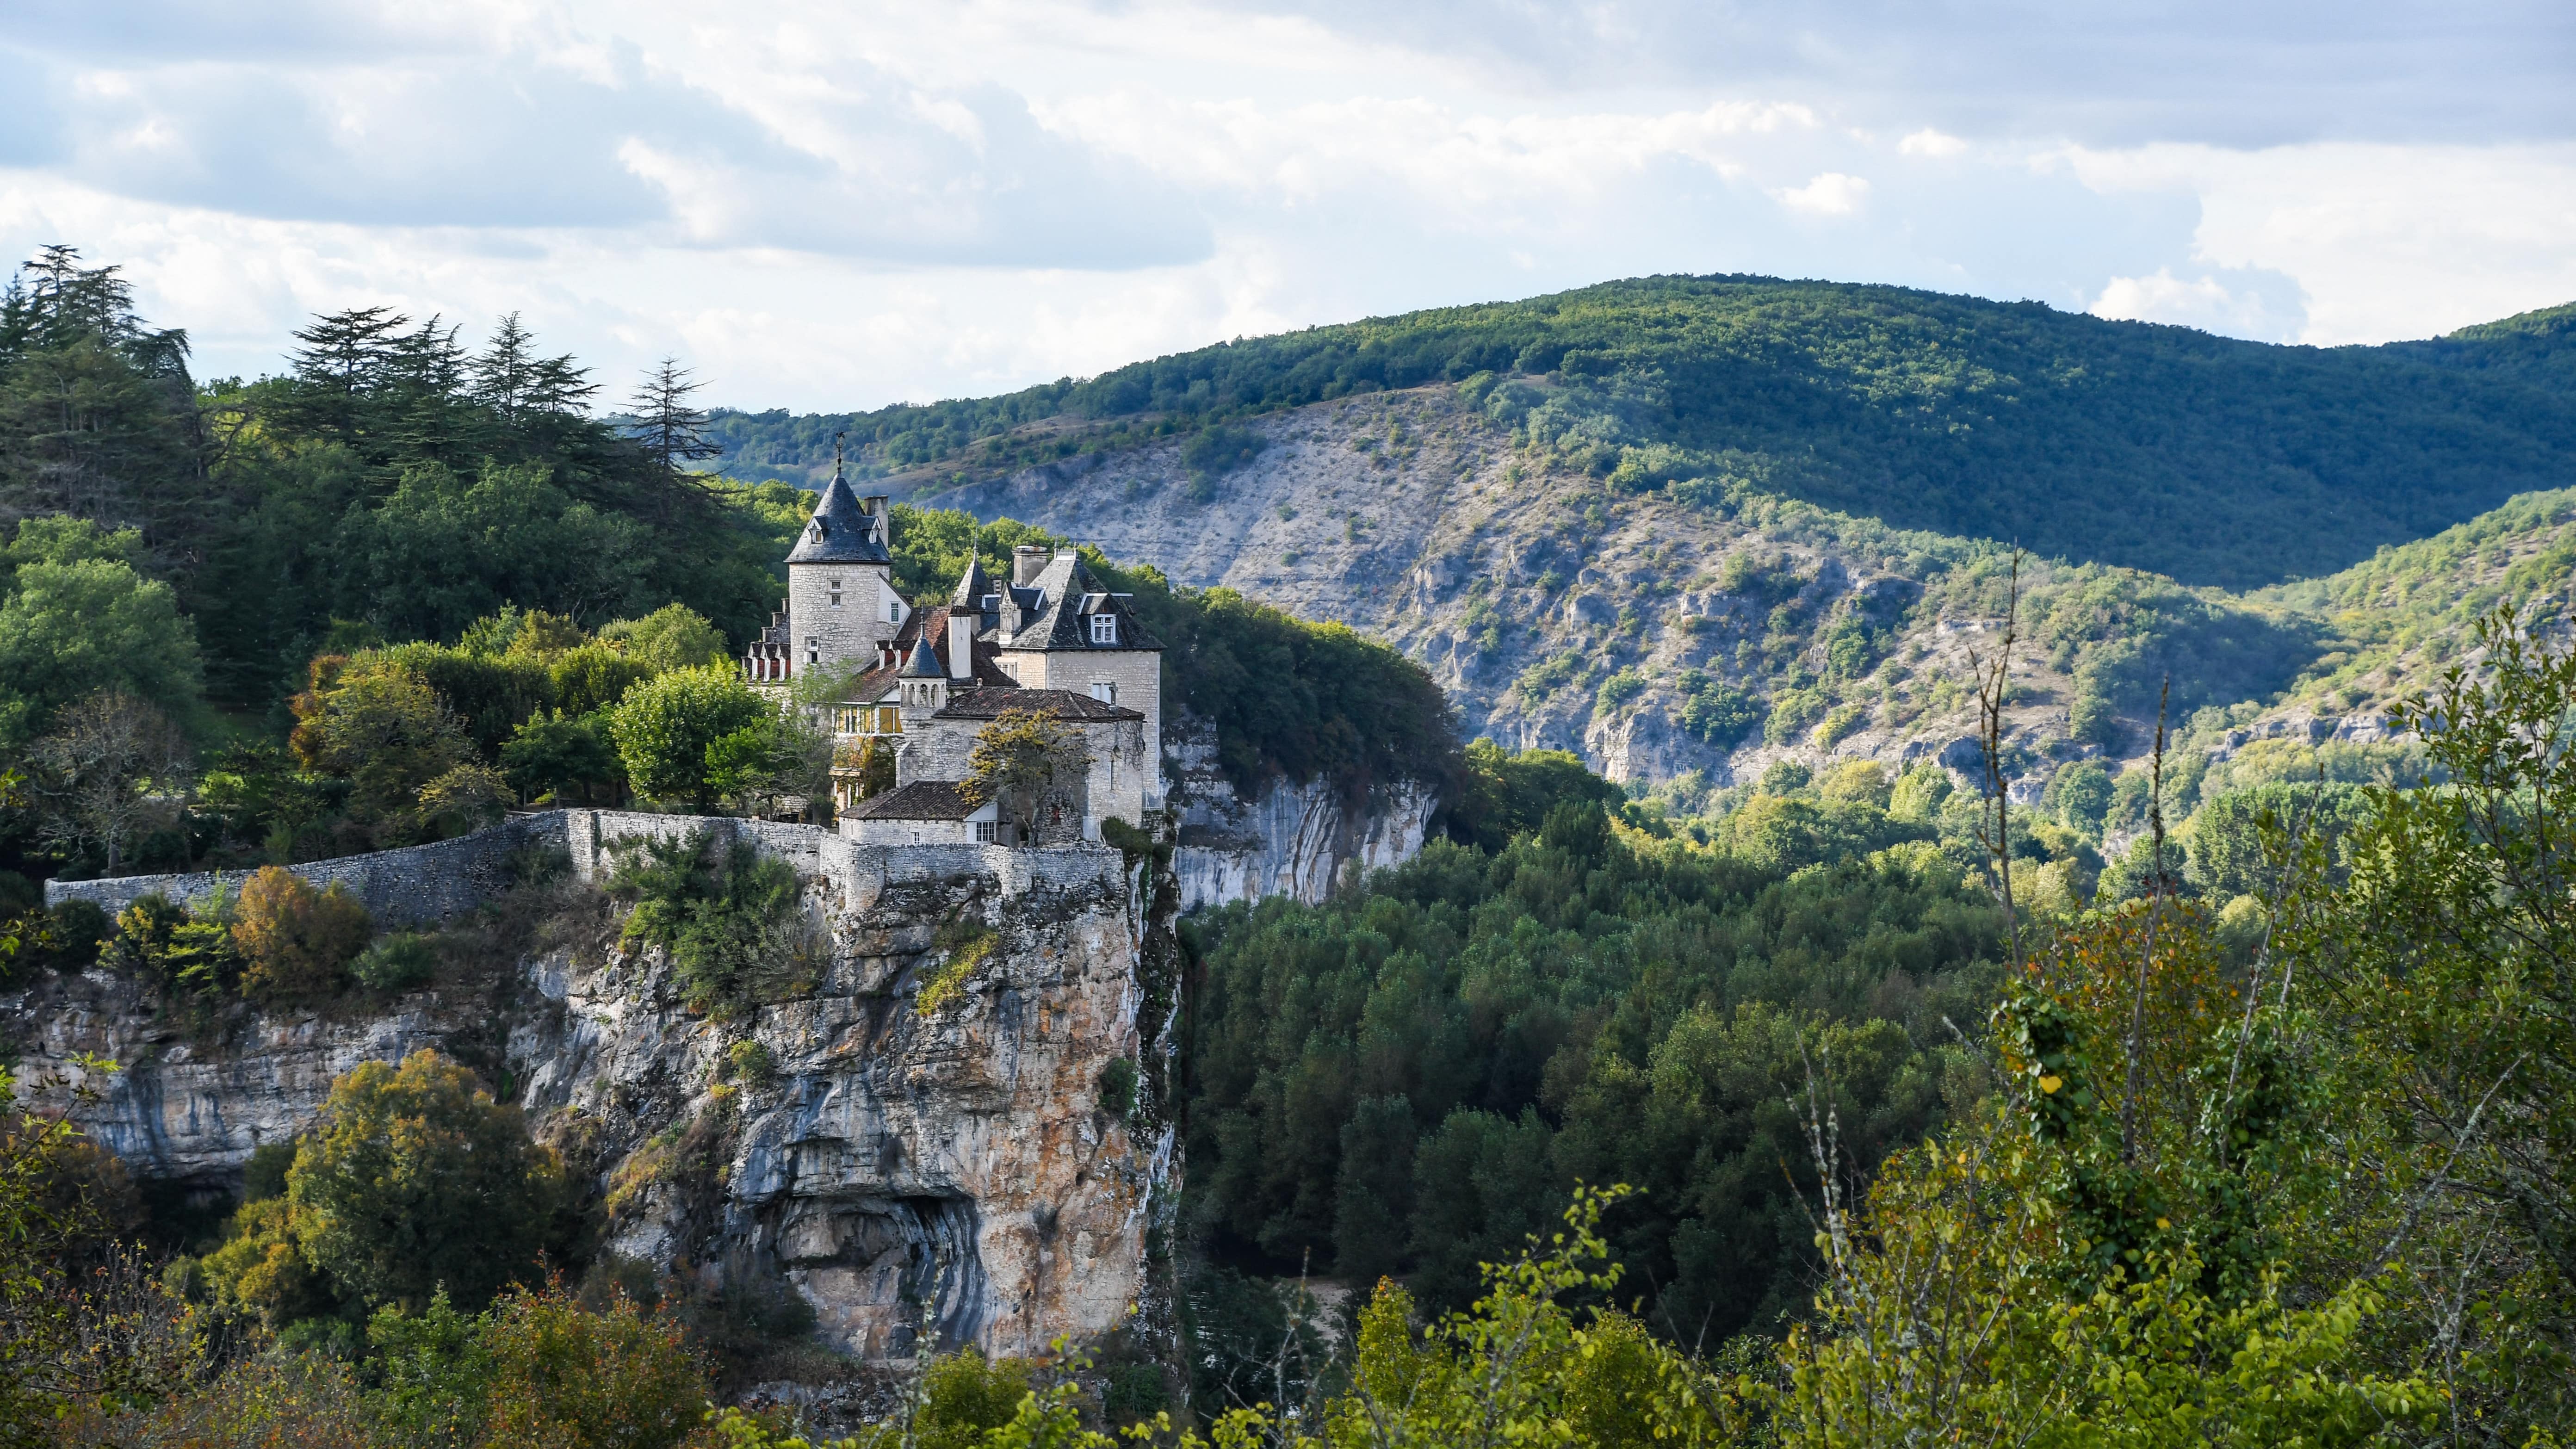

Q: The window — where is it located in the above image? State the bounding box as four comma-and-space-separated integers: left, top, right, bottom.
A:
973, 820, 997, 844
1089, 681, 1116, 705
805, 638, 819, 666
828, 578, 843, 607
1089, 613, 1117, 645
886, 595, 905, 624
878, 706, 902, 734
837, 707, 860, 734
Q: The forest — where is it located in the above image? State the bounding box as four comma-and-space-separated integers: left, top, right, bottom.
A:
702, 278, 2576, 589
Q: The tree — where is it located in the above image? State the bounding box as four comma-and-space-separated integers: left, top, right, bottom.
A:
501, 710, 625, 804
229, 866, 373, 1001
289, 656, 472, 832
25, 690, 190, 875
606, 665, 771, 808
468, 313, 597, 427
0, 547, 204, 749
962, 707, 1091, 844
278, 1050, 563, 1314
598, 601, 731, 671
333, 460, 657, 641
625, 357, 722, 479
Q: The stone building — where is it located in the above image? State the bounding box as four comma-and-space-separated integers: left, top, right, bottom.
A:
743, 469, 1163, 843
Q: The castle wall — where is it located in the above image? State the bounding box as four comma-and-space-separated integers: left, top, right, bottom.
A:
45, 814, 569, 926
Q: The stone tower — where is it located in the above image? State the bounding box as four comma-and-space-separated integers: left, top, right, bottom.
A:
783, 465, 904, 675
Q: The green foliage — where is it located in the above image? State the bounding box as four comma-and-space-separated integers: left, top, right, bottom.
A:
477, 1284, 709, 1449
1443, 740, 1626, 853
350, 931, 439, 993
610, 829, 808, 1011
607, 665, 774, 809
0, 523, 204, 749
1673, 671, 1762, 747
502, 708, 626, 804
1096, 1055, 1139, 1121
962, 708, 1092, 844
597, 601, 732, 672
703, 274, 2576, 589
1180, 423, 1267, 502
243, 1051, 563, 1319
1183, 804, 2003, 1336
884, 503, 1066, 602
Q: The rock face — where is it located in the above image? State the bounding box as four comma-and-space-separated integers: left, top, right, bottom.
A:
6, 812, 1179, 1363
1162, 716, 1437, 910
912, 388, 2110, 800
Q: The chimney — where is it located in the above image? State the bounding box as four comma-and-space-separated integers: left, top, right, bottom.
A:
947, 612, 974, 681
1013, 545, 1051, 587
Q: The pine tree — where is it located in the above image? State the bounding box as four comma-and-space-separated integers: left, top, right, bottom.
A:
624, 357, 723, 479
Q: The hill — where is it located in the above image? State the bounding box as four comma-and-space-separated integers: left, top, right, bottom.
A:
706, 276, 2576, 589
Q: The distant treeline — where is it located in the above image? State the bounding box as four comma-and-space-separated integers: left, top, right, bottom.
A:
707, 277, 2576, 588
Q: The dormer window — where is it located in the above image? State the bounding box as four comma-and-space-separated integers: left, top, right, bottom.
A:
829, 578, 843, 607
1090, 614, 1117, 645
886, 594, 906, 624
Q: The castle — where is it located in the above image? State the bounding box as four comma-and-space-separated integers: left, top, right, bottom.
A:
742, 466, 1163, 846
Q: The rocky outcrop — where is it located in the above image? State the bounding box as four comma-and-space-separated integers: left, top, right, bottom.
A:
1161, 717, 1437, 910
5, 812, 1179, 1363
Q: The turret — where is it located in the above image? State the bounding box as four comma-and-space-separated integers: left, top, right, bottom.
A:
784, 463, 903, 677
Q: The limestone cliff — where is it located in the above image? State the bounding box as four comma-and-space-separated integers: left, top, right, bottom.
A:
6, 811, 1180, 1363
1161, 716, 1435, 910
913, 388, 2175, 799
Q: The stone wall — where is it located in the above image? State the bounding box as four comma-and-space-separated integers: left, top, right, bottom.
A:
44, 813, 570, 927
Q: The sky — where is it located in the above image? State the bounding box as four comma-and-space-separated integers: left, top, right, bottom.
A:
2, 0, 2571, 414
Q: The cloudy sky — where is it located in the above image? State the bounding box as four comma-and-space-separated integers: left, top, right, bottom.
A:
3, 0, 2571, 412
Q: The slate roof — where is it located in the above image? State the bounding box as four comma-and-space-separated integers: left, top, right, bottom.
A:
786, 471, 892, 565
900, 638, 943, 678
998, 553, 1162, 654
933, 687, 1145, 723
845, 781, 981, 821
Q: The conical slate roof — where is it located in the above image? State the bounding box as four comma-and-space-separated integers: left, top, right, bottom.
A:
787, 471, 892, 565
900, 638, 943, 678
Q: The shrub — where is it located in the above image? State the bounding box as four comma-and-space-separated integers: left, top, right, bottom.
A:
1676, 675, 1763, 747
350, 933, 439, 993
478, 1285, 709, 1449
1812, 701, 1868, 748
611, 831, 808, 1011
913, 1350, 1032, 1449
231, 866, 373, 1002
1096, 1056, 1138, 1120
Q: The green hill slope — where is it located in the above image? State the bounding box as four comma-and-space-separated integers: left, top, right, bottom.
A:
710, 276, 2576, 589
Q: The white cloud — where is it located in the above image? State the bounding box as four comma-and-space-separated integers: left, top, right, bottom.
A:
2059, 140, 2576, 342
0, 0, 2569, 410
1772, 172, 1870, 216
2089, 267, 2304, 341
